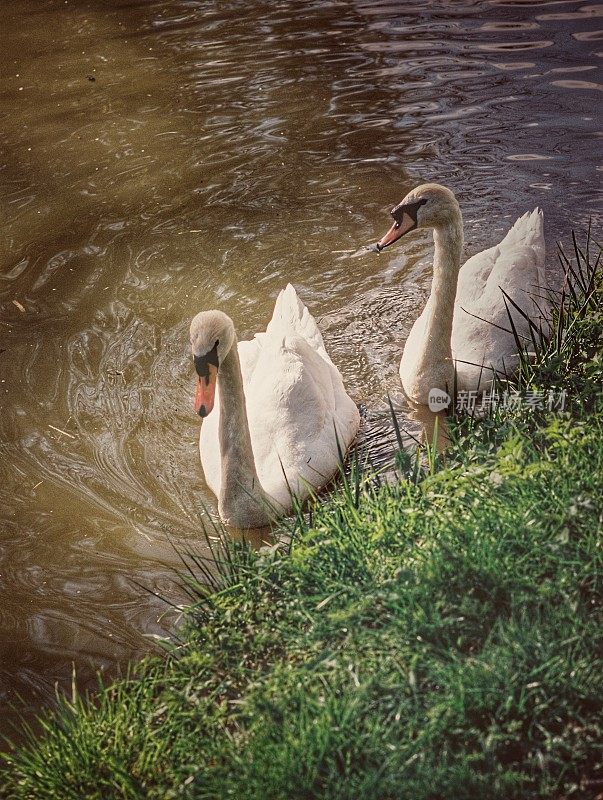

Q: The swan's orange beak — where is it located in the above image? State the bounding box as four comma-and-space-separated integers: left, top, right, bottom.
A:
374, 197, 427, 251
195, 366, 217, 417
376, 211, 416, 251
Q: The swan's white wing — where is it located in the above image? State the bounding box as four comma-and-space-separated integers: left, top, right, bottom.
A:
457, 209, 545, 314
498, 208, 545, 256
264, 283, 334, 366
456, 244, 499, 308
486, 209, 545, 300
452, 208, 547, 389
477, 208, 546, 328
246, 334, 359, 507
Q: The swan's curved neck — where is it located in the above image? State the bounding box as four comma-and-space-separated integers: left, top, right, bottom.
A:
217, 340, 273, 528
416, 215, 464, 390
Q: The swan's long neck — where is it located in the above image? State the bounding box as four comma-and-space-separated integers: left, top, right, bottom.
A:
414, 216, 463, 393
217, 341, 273, 528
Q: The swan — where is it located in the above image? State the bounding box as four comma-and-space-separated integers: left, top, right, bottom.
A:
190, 284, 360, 528
373, 183, 548, 404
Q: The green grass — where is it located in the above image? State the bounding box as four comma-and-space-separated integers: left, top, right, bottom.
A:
2, 233, 602, 800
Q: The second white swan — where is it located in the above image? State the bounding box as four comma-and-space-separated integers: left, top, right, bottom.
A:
374, 183, 548, 404
190, 284, 360, 528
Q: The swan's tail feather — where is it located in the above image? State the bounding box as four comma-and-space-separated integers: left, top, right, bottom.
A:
266, 283, 333, 364
503, 208, 544, 255
502, 207, 550, 332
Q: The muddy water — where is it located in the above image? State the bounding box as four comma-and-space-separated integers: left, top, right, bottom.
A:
0, 0, 600, 738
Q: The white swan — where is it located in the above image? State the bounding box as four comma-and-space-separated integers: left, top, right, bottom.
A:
190, 284, 360, 528
374, 183, 548, 404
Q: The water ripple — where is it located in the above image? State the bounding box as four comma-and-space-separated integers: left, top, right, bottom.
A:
0, 0, 600, 738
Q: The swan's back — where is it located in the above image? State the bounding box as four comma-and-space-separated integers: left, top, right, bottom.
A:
457, 208, 545, 309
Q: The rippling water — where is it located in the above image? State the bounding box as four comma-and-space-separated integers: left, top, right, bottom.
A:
0, 0, 600, 739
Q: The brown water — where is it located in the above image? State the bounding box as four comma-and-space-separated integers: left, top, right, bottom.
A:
0, 0, 601, 740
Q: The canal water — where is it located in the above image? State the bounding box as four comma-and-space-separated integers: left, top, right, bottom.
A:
0, 0, 600, 739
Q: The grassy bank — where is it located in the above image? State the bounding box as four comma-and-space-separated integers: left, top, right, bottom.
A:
2, 235, 602, 800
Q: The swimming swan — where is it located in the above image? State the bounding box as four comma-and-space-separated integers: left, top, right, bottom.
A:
190, 284, 360, 528
374, 183, 547, 404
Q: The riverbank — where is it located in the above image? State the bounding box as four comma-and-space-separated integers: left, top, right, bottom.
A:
2, 234, 601, 799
